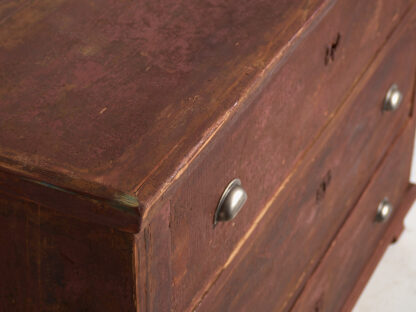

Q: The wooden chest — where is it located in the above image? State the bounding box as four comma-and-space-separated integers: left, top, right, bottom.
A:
1, 0, 415, 311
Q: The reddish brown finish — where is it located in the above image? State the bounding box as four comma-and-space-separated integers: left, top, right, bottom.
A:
167, 1, 413, 309
135, 202, 172, 312
194, 19, 416, 312
291, 114, 416, 312
0, 1, 415, 311
0, 0, 327, 209
342, 184, 416, 312
0, 169, 141, 233
0, 193, 136, 311
1, 0, 411, 230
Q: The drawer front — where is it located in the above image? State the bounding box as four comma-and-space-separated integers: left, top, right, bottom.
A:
194, 19, 416, 312
291, 114, 416, 312
168, 1, 413, 310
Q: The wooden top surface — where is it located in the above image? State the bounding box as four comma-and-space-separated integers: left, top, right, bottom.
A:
0, 0, 328, 211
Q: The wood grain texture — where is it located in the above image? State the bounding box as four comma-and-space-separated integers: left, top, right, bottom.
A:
168, 1, 415, 310
0, 0, 328, 207
0, 193, 136, 311
0, 169, 141, 233
291, 111, 416, 312
135, 202, 172, 312
194, 15, 416, 312
0, 0, 412, 231
0, 1, 415, 311
342, 184, 416, 312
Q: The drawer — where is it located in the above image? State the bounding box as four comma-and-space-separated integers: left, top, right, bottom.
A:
291, 112, 416, 312
193, 18, 416, 312
168, 1, 413, 310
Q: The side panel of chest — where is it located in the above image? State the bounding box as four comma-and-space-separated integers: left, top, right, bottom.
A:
0, 193, 136, 311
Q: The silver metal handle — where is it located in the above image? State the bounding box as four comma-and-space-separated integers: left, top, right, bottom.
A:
376, 198, 393, 223
383, 84, 403, 111
214, 179, 247, 225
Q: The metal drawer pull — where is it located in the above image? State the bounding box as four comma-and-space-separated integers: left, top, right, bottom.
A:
383, 84, 403, 111
214, 179, 247, 225
376, 198, 393, 223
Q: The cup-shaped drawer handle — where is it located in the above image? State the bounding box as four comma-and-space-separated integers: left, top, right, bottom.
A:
376, 198, 393, 223
214, 179, 247, 225
383, 84, 403, 111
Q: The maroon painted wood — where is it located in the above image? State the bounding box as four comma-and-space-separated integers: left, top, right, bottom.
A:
0, 169, 141, 233
291, 115, 416, 312
135, 202, 172, 312
0, 193, 136, 311
342, 184, 416, 312
194, 16, 416, 311
1, 0, 411, 229
167, 0, 413, 308
0, 0, 415, 311
0, 0, 327, 213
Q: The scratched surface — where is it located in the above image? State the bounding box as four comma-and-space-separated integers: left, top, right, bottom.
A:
0, 192, 136, 311
0, 0, 324, 201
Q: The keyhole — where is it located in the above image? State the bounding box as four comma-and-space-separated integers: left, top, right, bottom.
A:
316, 170, 332, 203
325, 33, 341, 65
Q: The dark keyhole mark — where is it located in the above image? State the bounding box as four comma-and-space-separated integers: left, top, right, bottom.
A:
325, 33, 341, 65
316, 170, 332, 203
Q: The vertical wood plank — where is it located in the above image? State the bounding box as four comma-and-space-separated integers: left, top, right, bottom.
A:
0, 192, 136, 311
135, 201, 172, 312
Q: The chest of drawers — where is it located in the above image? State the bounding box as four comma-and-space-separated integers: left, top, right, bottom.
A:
0, 0, 415, 311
